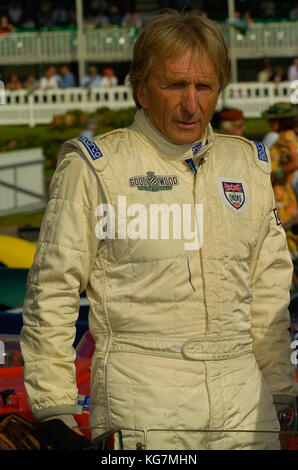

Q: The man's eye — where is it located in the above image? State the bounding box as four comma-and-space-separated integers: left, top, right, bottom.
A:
196, 84, 211, 90
169, 82, 186, 88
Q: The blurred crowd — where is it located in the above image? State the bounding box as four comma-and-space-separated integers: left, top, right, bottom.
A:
4, 65, 122, 91
257, 58, 298, 84
0, 0, 298, 34
0, 0, 143, 33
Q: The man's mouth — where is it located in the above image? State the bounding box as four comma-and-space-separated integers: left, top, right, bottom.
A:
175, 120, 199, 128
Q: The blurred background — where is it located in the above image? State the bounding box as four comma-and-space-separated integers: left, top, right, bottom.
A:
0, 0, 297, 448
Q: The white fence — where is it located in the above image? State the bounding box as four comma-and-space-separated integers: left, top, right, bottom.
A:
221, 22, 298, 59
0, 23, 297, 65
0, 27, 138, 65
0, 82, 296, 127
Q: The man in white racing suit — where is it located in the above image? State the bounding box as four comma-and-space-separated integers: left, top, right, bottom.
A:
20, 10, 297, 450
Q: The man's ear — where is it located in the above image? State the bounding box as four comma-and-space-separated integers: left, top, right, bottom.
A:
136, 82, 149, 109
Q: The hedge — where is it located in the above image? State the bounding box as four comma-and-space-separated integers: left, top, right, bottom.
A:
0, 107, 270, 177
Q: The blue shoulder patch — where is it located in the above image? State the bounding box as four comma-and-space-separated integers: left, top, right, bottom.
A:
253, 141, 268, 162
77, 136, 103, 160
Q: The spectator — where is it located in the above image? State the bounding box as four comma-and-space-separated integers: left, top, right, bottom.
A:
243, 10, 254, 25
6, 73, 23, 90
122, 7, 143, 28
226, 11, 248, 35
59, 65, 75, 88
95, 8, 110, 27
40, 0, 52, 15
257, 62, 272, 83
100, 67, 118, 87
0, 15, 15, 33
260, 0, 275, 18
80, 118, 99, 138
91, 0, 108, 11
216, 108, 245, 137
108, 5, 122, 26
52, 1, 68, 26
21, 15, 36, 30
39, 66, 60, 90
290, 2, 298, 21
81, 66, 102, 89
67, 7, 77, 27
262, 102, 298, 224
38, 10, 55, 28
83, 9, 97, 29
23, 74, 39, 91
271, 66, 285, 84
8, 0, 23, 27
262, 118, 280, 149
287, 58, 298, 82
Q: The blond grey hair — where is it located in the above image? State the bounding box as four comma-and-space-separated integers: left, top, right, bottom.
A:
129, 9, 230, 108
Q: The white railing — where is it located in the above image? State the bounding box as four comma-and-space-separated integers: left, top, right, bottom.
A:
0, 27, 139, 65
0, 22, 297, 65
0, 82, 295, 127
220, 22, 298, 58
0, 86, 134, 126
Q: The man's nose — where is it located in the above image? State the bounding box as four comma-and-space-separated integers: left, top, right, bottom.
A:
181, 86, 199, 116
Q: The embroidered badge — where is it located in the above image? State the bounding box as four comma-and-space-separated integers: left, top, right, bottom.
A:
192, 142, 203, 155
273, 208, 281, 225
192, 139, 209, 156
77, 136, 103, 160
218, 178, 248, 212
253, 141, 268, 162
129, 171, 179, 191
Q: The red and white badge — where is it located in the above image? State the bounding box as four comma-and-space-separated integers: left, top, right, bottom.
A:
218, 178, 248, 213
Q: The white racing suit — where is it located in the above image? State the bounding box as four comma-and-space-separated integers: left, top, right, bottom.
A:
20, 109, 297, 450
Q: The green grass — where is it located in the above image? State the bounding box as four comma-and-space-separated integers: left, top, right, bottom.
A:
0, 125, 83, 143
0, 211, 44, 229
243, 119, 270, 139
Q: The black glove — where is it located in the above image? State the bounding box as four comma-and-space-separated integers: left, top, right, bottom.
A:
37, 419, 93, 450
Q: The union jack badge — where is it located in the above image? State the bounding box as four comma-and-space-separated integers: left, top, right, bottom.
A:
218, 179, 248, 212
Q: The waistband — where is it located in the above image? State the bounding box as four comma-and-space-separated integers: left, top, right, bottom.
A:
93, 333, 253, 361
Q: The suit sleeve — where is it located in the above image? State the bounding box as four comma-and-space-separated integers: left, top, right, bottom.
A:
20, 146, 101, 423
250, 181, 298, 402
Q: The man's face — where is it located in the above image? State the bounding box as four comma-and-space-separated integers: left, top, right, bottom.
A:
136, 50, 220, 144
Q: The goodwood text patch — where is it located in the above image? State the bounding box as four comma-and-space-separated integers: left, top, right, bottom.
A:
129, 171, 179, 191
